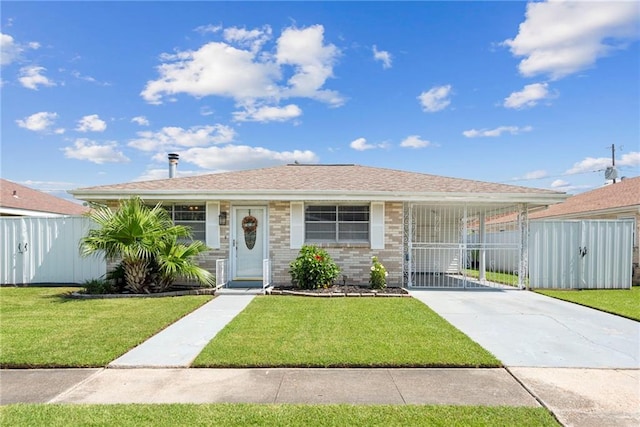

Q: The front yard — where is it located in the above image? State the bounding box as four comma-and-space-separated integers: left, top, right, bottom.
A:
193, 296, 500, 368
535, 287, 640, 321
0, 287, 560, 426
0, 287, 212, 368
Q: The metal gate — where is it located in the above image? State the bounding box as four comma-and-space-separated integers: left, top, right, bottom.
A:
404, 203, 528, 289
529, 220, 634, 289
0, 216, 106, 285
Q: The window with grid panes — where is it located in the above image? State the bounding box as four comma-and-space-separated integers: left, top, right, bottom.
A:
305, 205, 369, 243
159, 204, 206, 242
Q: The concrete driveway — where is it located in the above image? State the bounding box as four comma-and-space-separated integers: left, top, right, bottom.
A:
410, 289, 639, 368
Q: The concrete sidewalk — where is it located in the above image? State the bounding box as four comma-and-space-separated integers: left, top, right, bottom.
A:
2, 367, 638, 426
109, 294, 256, 368
3, 367, 538, 406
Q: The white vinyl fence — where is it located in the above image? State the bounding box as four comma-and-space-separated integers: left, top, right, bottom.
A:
0, 216, 106, 285
529, 220, 634, 289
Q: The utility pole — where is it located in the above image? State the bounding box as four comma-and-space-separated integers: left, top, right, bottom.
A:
609, 144, 617, 183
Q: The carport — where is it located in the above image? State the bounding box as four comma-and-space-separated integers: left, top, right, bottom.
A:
404, 203, 527, 289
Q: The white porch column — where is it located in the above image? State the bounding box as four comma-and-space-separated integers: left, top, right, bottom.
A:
518, 204, 529, 290
479, 211, 486, 281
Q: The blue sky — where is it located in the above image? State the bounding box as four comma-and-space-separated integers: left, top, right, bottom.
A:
2, 1, 639, 202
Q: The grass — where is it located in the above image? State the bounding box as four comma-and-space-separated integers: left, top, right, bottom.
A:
193, 296, 500, 368
0, 404, 560, 426
0, 286, 213, 368
464, 269, 520, 287
535, 287, 640, 321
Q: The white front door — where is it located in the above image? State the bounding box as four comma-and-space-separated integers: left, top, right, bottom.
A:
233, 207, 266, 280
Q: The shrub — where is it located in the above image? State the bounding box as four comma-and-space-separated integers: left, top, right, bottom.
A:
82, 278, 116, 295
370, 256, 388, 290
289, 245, 340, 289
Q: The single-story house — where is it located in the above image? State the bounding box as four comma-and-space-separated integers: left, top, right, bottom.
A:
531, 176, 640, 285
1, 178, 89, 217
70, 162, 567, 289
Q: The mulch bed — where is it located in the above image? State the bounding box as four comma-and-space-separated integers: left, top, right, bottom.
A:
269, 285, 410, 297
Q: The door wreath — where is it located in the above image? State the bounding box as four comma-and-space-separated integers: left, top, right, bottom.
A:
242, 214, 258, 250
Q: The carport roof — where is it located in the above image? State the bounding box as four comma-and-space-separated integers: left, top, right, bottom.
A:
71, 164, 567, 205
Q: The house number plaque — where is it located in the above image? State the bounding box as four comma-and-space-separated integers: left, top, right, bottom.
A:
242, 213, 258, 250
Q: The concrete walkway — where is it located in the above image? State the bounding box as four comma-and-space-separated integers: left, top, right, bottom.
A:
109, 294, 256, 368
4, 368, 538, 406
410, 289, 640, 368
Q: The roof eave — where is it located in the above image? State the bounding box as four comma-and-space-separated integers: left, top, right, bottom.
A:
69, 189, 568, 206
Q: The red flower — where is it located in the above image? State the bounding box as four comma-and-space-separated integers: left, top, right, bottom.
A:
315, 255, 323, 261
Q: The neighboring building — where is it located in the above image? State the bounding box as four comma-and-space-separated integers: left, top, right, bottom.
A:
70, 163, 566, 289
531, 176, 640, 285
1, 179, 89, 217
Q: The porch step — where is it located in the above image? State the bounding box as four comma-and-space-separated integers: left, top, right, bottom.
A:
216, 288, 265, 295
226, 280, 263, 289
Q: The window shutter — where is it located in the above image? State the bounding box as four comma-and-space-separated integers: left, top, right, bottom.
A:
370, 202, 385, 249
206, 202, 220, 249
290, 202, 304, 249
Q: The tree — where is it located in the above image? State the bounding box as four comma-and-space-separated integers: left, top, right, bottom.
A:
80, 197, 213, 293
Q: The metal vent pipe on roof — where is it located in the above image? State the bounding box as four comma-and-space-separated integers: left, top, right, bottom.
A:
168, 153, 179, 178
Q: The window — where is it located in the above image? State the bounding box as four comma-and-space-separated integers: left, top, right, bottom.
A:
163, 204, 206, 242
305, 205, 369, 243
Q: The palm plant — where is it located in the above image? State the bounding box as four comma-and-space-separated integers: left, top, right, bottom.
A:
154, 236, 215, 292
80, 197, 204, 293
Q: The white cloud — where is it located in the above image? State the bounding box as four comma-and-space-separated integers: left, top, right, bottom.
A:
141, 24, 343, 110
16, 112, 59, 132
223, 25, 272, 52
350, 137, 375, 151
565, 151, 640, 175
128, 124, 236, 152
503, 83, 552, 109
18, 66, 55, 90
276, 25, 343, 105
1, 33, 20, 66
71, 70, 109, 86
76, 114, 107, 132
373, 45, 392, 69
63, 138, 130, 164
463, 125, 533, 138
551, 179, 569, 188
178, 145, 318, 170
524, 170, 548, 180
418, 85, 452, 112
1, 32, 40, 66
131, 116, 150, 126
194, 24, 222, 35
504, 1, 640, 79
400, 135, 431, 149
233, 104, 302, 122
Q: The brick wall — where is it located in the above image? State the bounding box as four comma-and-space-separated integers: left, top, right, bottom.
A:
268, 201, 404, 287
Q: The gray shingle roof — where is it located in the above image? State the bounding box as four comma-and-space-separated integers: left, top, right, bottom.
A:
74, 164, 561, 195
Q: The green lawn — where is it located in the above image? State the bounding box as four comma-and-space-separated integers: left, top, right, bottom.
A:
193, 296, 500, 368
464, 269, 521, 287
535, 287, 640, 321
0, 404, 559, 427
0, 286, 212, 368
